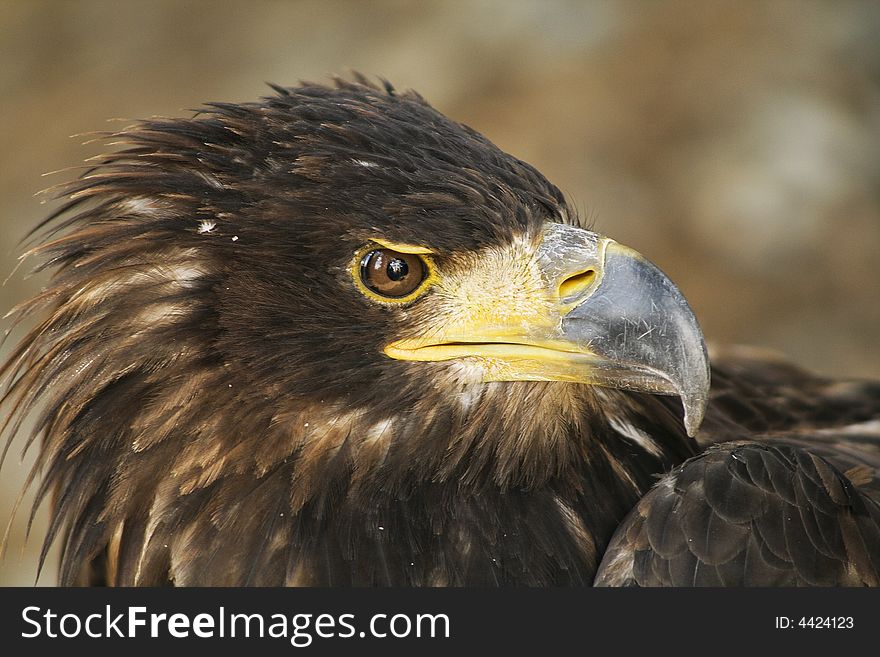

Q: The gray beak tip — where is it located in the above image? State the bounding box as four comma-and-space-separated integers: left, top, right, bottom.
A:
681, 391, 709, 437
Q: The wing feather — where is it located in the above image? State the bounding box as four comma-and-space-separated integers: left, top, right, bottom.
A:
595, 442, 880, 586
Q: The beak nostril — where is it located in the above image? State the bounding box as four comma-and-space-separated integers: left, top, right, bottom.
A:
558, 269, 596, 301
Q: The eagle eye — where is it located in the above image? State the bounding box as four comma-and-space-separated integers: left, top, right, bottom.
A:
359, 249, 428, 299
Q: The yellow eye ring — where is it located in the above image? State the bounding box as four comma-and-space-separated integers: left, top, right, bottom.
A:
351, 243, 436, 304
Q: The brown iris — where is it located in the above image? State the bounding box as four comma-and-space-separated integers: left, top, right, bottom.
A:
360, 249, 427, 298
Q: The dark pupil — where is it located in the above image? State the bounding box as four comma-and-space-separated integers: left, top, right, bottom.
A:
387, 258, 408, 281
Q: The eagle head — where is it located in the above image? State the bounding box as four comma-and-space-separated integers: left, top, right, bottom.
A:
2, 77, 709, 585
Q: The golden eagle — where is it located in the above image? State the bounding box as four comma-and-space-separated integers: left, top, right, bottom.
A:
2, 77, 879, 586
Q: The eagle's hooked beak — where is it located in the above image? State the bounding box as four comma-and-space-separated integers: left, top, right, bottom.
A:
385, 222, 710, 436
544, 223, 710, 436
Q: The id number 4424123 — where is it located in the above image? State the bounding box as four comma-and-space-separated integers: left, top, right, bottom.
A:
775, 616, 854, 629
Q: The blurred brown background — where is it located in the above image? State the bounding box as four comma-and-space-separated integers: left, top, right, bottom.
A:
1, 0, 879, 585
